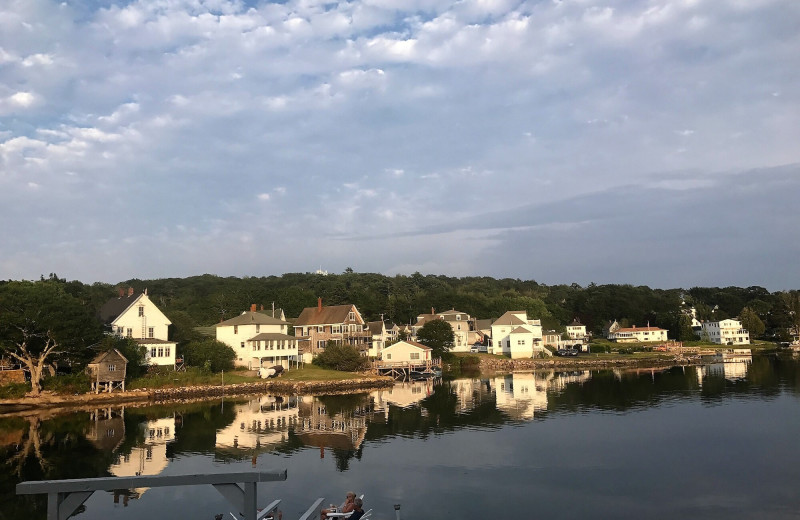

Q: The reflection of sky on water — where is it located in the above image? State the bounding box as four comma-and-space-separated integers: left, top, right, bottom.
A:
9, 356, 800, 520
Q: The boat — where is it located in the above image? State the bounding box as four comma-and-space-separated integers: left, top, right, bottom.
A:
715, 348, 752, 362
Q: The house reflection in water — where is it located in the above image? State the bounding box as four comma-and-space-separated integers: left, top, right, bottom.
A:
370, 380, 434, 410
108, 415, 176, 504
698, 358, 752, 384
216, 396, 300, 455
295, 396, 368, 456
451, 377, 493, 413
86, 407, 126, 453
490, 373, 550, 420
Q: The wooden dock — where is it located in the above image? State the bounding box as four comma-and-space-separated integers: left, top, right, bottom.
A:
372, 359, 441, 380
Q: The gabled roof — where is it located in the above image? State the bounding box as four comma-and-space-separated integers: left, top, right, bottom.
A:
492, 311, 527, 326
294, 304, 360, 326
413, 313, 438, 326
135, 338, 177, 345
89, 348, 128, 365
568, 319, 584, 327
510, 326, 532, 335
384, 340, 432, 351
216, 312, 288, 327
98, 294, 139, 323
367, 321, 385, 335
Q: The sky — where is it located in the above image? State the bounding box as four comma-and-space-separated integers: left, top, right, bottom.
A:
1, 0, 798, 290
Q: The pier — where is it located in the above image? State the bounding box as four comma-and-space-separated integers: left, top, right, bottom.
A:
372, 359, 442, 380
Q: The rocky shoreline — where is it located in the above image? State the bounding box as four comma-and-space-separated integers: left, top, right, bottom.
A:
0, 355, 705, 414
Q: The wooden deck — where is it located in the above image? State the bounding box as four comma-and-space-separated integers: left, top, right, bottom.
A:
372, 359, 442, 380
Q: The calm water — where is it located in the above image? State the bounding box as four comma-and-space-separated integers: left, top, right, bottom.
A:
3, 355, 800, 520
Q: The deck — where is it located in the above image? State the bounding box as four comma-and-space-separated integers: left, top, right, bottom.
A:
372, 359, 442, 380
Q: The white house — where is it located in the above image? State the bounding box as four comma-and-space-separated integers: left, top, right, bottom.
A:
609, 325, 669, 343
702, 319, 750, 345
566, 319, 587, 340
411, 309, 475, 352
489, 311, 546, 358
380, 340, 432, 364
216, 305, 299, 369
98, 288, 176, 367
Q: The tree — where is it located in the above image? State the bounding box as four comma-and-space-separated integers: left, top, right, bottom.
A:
416, 319, 454, 358
182, 339, 235, 373
313, 341, 369, 372
739, 307, 765, 339
0, 281, 102, 395
98, 336, 147, 380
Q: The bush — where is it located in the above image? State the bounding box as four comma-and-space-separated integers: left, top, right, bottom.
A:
313, 343, 369, 372
590, 344, 610, 353
0, 382, 30, 398
183, 339, 236, 373
460, 355, 480, 368
42, 373, 91, 394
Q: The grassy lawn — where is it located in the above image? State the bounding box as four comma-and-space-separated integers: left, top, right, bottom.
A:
127, 368, 258, 390
279, 365, 375, 381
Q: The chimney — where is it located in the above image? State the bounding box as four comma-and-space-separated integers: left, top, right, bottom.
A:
118, 287, 124, 297
318, 297, 323, 312
250, 303, 257, 312
128, 287, 134, 297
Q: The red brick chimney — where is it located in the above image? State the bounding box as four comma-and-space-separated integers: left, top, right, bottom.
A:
128, 287, 134, 297
318, 297, 323, 312
118, 287, 124, 297
250, 303, 257, 312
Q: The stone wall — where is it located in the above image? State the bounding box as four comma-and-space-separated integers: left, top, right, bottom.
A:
0, 370, 26, 384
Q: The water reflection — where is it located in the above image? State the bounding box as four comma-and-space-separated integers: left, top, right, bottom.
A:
2, 355, 800, 520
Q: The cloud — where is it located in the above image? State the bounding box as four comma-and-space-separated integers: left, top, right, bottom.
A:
0, 0, 797, 287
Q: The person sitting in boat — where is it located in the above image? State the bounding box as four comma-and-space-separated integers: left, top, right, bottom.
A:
348, 498, 365, 520
321, 492, 356, 520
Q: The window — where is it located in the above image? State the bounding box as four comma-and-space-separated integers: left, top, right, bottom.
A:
456, 315, 461, 320
108, 364, 116, 371
165, 347, 170, 357
253, 343, 258, 351
158, 346, 164, 357
256, 324, 260, 333
240, 342, 245, 349
126, 328, 132, 337
332, 325, 341, 334
138, 306, 144, 317
386, 353, 391, 360
148, 327, 154, 338
348, 311, 355, 322
234, 325, 238, 334
318, 340, 326, 349
410, 352, 420, 360
151, 347, 157, 357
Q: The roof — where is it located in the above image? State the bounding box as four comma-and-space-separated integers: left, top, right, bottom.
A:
568, 319, 584, 327
413, 314, 439, 326
135, 338, 177, 345
615, 326, 666, 332
510, 326, 532, 334
89, 348, 128, 364
248, 332, 297, 341
367, 321, 385, 335
475, 319, 492, 331
216, 311, 288, 327
294, 304, 359, 326
492, 311, 527, 326
98, 294, 139, 323
384, 340, 432, 351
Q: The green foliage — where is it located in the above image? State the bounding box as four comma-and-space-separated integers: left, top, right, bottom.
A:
182, 339, 236, 373
590, 344, 611, 354
0, 382, 30, 398
416, 319, 454, 358
41, 373, 91, 394
0, 280, 103, 394
459, 355, 480, 367
313, 342, 369, 372
739, 307, 766, 338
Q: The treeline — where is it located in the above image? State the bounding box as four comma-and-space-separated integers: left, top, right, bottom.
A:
21, 272, 800, 343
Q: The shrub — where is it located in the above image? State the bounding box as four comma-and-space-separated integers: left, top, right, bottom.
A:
42, 373, 91, 394
313, 343, 369, 372
183, 339, 236, 373
589, 344, 610, 354
460, 355, 480, 368
0, 382, 30, 398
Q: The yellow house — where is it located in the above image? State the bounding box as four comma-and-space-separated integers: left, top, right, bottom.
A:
380, 340, 432, 364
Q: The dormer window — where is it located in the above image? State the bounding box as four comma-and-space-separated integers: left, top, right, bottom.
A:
456, 315, 461, 320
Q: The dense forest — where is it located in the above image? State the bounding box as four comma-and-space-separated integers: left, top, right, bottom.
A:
16, 272, 800, 344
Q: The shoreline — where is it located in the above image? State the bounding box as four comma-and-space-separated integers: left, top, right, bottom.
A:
0, 355, 710, 414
